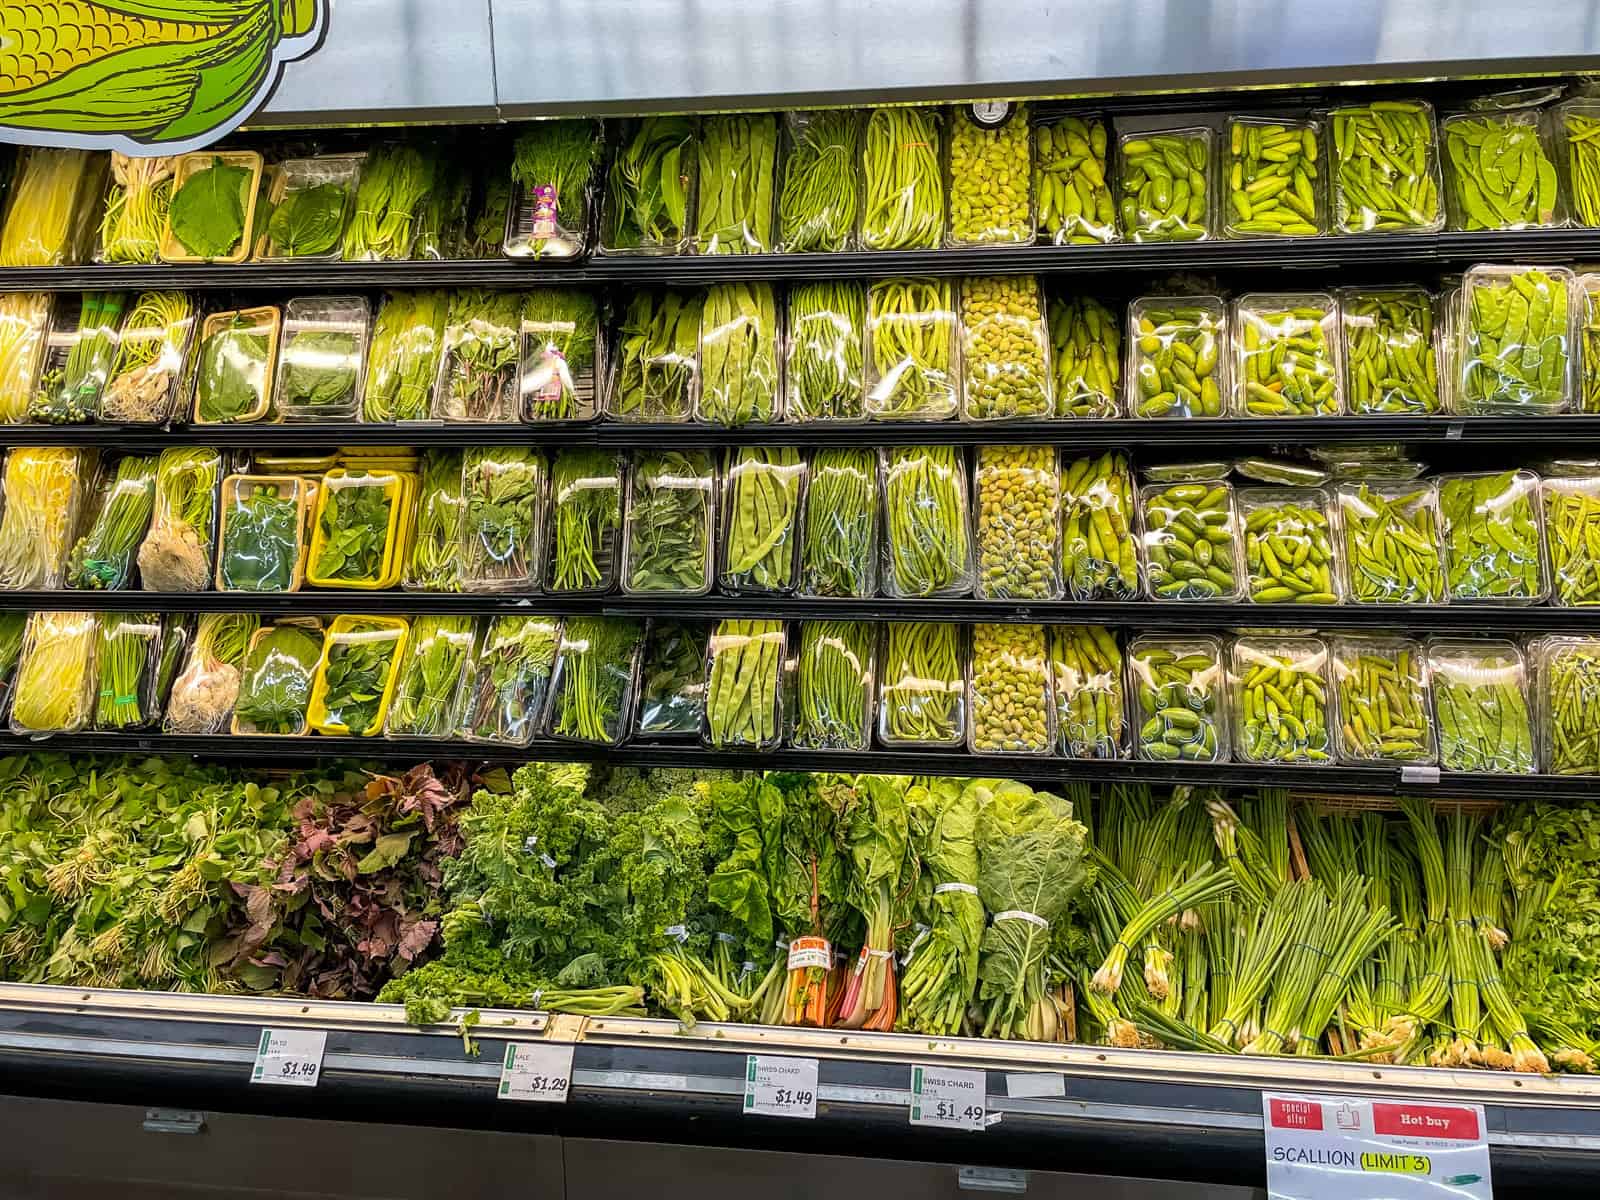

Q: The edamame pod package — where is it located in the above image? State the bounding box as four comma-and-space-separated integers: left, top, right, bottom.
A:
860, 106, 945, 250
1060, 451, 1138, 600
1117, 125, 1213, 242
1230, 635, 1334, 765
779, 110, 863, 253
784, 282, 865, 422
1335, 480, 1445, 604
790, 619, 874, 750
1457, 264, 1576, 414
1325, 100, 1444, 234
865, 277, 959, 421
547, 615, 643, 746
877, 621, 965, 748
799, 447, 879, 598
696, 114, 778, 255
1139, 478, 1243, 601
1426, 637, 1535, 774
959, 276, 1051, 421
1232, 292, 1344, 418
1330, 634, 1436, 765
946, 103, 1035, 247
696, 282, 779, 425
1556, 100, 1600, 228
1223, 116, 1327, 238
1441, 108, 1561, 231
600, 116, 698, 255
702, 619, 785, 750
610, 289, 702, 423
968, 622, 1055, 756
1336, 286, 1442, 415
519, 289, 601, 422
1035, 114, 1117, 245
719, 446, 803, 595
881, 445, 975, 598
974, 445, 1061, 600
1051, 624, 1126, 760
1127, 295, 1227, 419
1438, 469, 1548, 604
622, 449, 715, 596
1533, 634, 1600, 775
1238, 486, 1340, 605
1049, 294, 1121, 418
1128, 634, 1229, 763
1541, 473, 1600, 607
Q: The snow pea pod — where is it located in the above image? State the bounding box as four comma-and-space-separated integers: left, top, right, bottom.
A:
1336, 482, 1445, 604
1458, 264, 1575, 414
703, 619, 784, 748
1428, 638, 1535, 774
1438, 469, 1546, 603
1328, 100, 1442, 233
1442, 111, 1560, 230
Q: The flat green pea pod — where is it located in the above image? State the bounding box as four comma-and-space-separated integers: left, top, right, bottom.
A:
1061, 450, 1138, 599
785, 281, 865, 422
881, 445, 974, 597
1049, 294, 1121, 418
1139, 477, 1243, 601
1338, 286, 1442, 414
969, 622, 1054, 754
1230, 636, 1334, 764
1579, 273, 1600, 414
947, 104, 1035, 246
696, 281, 779, 425
702, 619, 785, 749
1035, 115, 1116, 245
1327, 100, 1444, 233
960, 275, 1051, 420
1441, 110, 1561, 230
1542, 474, 1600, 606
1330, 634, 1436, 764
860, 106, 945, 250
1127, 295, 1228, 419
1223, 117, 1326, 238
799, 447, 879, 598
1557, 100, 1600, 227
696, 114, 778, 254
1128, 634, 1229, 763
865, 277, 958, 420
1535, 634, 1600, 774
1117, 126, 1213, 242
1335, 481, 1445, 604
778, 110, 863, 253
1458, 264, 1576, 414
1426, 637, 1535, 774
791, 619, 875, 750
975, 444, 1060, 600
1438, 469, 1548, 603
878, 621, 965, 747
1051, 624, 1125, 759
1233, 292, 1343, 417
719, 446, 804, 594
1238, 486, 1340, 604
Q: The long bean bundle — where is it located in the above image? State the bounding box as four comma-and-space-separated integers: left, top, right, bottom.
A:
861, 107, 944, 250
704, 619, 785, 748
100, 154, 177, 264
94, 612, 160, 730
68, 454, 157, 590
696, 282, 778, 424
0, 293, 51, 423
720, 446, 802, 593
406, 449, 464, 592
786, 282, 864, 421
878, 621, 964, 745
463, 615, 560, 744
696, 115, 777, 254
548, 449, 622, 593
550, 616, 641, 744
0, 446, 86, 589
800, 447, 878, 597
779, 111, 862, 251
882, 445, 972, 597
792, 620, 874, 749
365, 291, 447, 422
866, 278, 956, 419
11, 611, 97, 733
613, 290, 702, 421
138, 447, 220, 593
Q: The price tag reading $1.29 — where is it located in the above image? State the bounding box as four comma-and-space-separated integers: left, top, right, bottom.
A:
498, 1043, 575, 1103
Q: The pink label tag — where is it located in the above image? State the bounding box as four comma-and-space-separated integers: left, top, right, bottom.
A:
532, 184, 559, 238
537, 345, 566, 403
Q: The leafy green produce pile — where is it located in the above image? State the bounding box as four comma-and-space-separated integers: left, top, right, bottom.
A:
522, 289, 598, 421
385, 615, 477, 738
365, 291, 447, 422
509, 121, 602, 257
462, 446, 543, 590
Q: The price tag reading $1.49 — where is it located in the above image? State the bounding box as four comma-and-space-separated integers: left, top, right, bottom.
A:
743, 1054, 819, 1119
910, 1065, 988, 1131
251, 1028, 326, 1087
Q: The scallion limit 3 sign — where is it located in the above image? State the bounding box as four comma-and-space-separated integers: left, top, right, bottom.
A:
1263, 1092, 1492, 1200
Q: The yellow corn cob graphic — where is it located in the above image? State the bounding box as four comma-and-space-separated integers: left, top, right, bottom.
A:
0, 8, 228, 94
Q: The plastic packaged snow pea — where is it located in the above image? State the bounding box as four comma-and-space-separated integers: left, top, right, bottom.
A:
702, 619, 785, 749
622, 449, 715, 596
1557, 100, 1600, 226
1457, 264, 1575, 414
1233, 293, 1343, 417
1129, 634, 1228, 763
611, 289, 702, 423
947, 104, 1034, 246
1535, 634, 1600, 775
975, 444, 1060, 600
384, 615, 478, 739
1542, 473, 1600, 606
720, 446, 803, 595
1336, 481, 1445, 604
1239, 486, 1340, 604
1050, 624, 1125, 759
865, 277, 958, 421
960, 275, 1050, 421
1118, 126, 1212, 242
881, 445, 974, 598
548, 615, 643, 745
1327, 100, 1444, 233
1061, 451, 1138, 599
779, 110, 862, 253
799, 447, 879, 598
1427, 637, 1535, 774
1223, 116, 1325, 237
1441, 109, 1561, 230
1049, 295, 1121, 418
1580, 274, 1600, 414
546, 449, 623, 595
1127, 296, 1227, 419
785, 282, 865, 422
697, 282, 779, 424
791, 619, 875, 751
1438, 469, 1547, 603
636, 620, 710, 738
877, 621, 965, 748
696, 114, 778, 254
1139, 479, 1243, 601
601, 116, 698, 255
860, 107, 945, 250
969, 622, 1054, 755
1338, 287, 1442, 415
1331, 634, 1435, 764
462, 615, 560, 746
1231, 636, 1334, 764
1035, 114, 1117, 245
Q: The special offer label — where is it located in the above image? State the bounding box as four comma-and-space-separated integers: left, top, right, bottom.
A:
1263, 1093, 1492, 1200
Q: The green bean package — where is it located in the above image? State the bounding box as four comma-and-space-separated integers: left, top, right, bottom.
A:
1580, 274, 1600, 414
611, 289, 702, 422
1139, 478, 1243, 601
1051, 624, 1125, 759
791, 619, 874, 750
273, 294, 367, 422
231, 621, 322, 736
946, 105, 1034, 246
1230, 636, 1334, 764
1327, 100, 1444, 233
364, 290, 446, 422
636, 621, 709, 738
1439, 469, 1548, 603
696, 114, 777, 254
960, 275, 1050, 421
67, 452, 156, 590
1338, 287, 1442, 414
1441, 109, 1561, 230
1049, 295, 1121, 418
405, 449, 464, 592
383, 614, 477, 738
547, 448, 623, 594
969, 622, 1054, 755
799, 447, 879, 598
93, 610, 161, 731
623, 449, 715, 595
1061, 451, 1139, 599
881, 445, 974, 598
434, 289, 524, 422
877, 621, 965, 748
865, 277, 958, 421
1542, 474, 1600, 606
460, 445, 545, 592
217, 474, 304, 593
1035, 115, 1116, 245
1128, 634, 1229, 763
462, 614, 560, 746
1128, 296, 1227, 419
1239, 486, 1340, 604
784, 282, 865, 422
1336, 481, 1445, 604
975, 444, 1060, 600
547, 615, 643, 745
1331, 634, 1436, 764
1427, 637, 1535, 774
520, 289, 600, 422
702, 619, 785, 749
696, 282, 779, 424
1458, 264, 1575, 414
1224, 117, 1325, 237
778, 110, 862, 252
1234, 293, 1343, 417
1558, 101, 1600, 227
719, 445, 803, 594
1535, 634, 1600, 774
860, 107, 944, 250
601, 116, 697, 255
1117, 126, 1212, 242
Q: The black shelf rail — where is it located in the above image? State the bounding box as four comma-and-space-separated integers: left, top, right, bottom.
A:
0, 731, 1572, 799
10, 590, 1600, 632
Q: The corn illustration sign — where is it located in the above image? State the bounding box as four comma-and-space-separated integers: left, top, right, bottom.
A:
0, 1, 327, 155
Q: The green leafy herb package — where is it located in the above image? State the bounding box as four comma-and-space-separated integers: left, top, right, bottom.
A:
505, 120, 602, 259
520, 289, 600, 421
193, 307, 277, 425
162, 151, 261, 263
307, 615, 409, 737
274, 295, 369, 422
461, 614, 560, 745
232, 621, 324, 735
258, 155, 361, 260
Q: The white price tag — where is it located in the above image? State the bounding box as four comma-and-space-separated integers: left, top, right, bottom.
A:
498, 1043, 575, 1103
1005, 1071, 1065, 1099
250, 1028, 326, 1087
910, 1065, 989, 1131
743, 1054, 818, 1119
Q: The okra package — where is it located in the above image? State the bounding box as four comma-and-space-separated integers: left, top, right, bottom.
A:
702, 619, 786, 749
1139, 477, 1243, 601
460, 446, 545, 593
1230, 635, 1334, 764
1438, 469, 1548, 603
1427, 637, 1535, 774
968, 622, 1054, 755
67, 452, 157, 591
546, 449, 623, 594
785, 282, 865, 422
623, 449, 715, 596
1128, 634, 1229, 763
547, 615, 643, 745
29, 291, 125, 424
880, 445, 974, 598
0, 445, 92, 590
790, 619, 875, 750
611, 289, 702, 422
384, 614, 478, 738
1534, 634, 1600, 775
960, 275, 1051, 421
232, 621, 324, 736
1035, 114, 1116, 245
877, 621, 965, 748
974, 444, 1060, 600
1337, 287, 1442, 415
365, 290, 447, 422
697, 114, 778, 254
1223, 116, 1326, 238
256, 154, 361, 261
865, 277, 959, 421
273, 295, 369, 422
778, 110, 863, 253
1330, 634, 1436, 764
1335, 480, 1445, 604
946, 104, 1034, 247
1233, 292, 1343, 417
11, 610, 98, 734
505, 120, 602, 259
101, 291, 195, 424
520, 289, 601, 422
1061, 451, 1139, 600
601, 117, 698, 255
434, 290, 525, 422
1326, 100, 1444, 234
636, 620, 710, 738
1128, 296, 1227, 418
1543, 473, 1600, 606
92, 611, 163, 732
307, 615, 409, 737
799, 447, 879, 598
1049, 294, 1121, 418
1117, 125, 1213, 242
462, 615, 561, 746
1051, 624, 1126, 760
860, 107, 945, 250
1441, 108, 1561, 231
405, 448, 465, 592
696, 282, 779, 424
719, 446, 803, 594
1238, 486, 1340, 604
217, 474, 305, 593
1457, 264, 1575, 414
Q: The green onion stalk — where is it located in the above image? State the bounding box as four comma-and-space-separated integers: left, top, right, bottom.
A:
32, 291, 126, 423
94, 611, 158, 730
